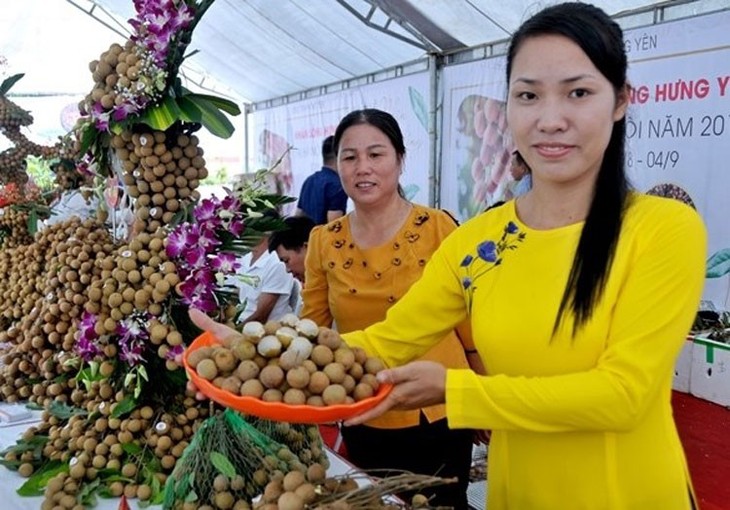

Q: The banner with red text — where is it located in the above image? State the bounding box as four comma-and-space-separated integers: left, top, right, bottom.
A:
247, 72, 431, 214
439, 9, 730, 308
625, 10, 730, 309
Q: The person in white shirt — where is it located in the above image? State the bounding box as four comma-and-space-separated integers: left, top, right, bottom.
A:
235, 234, 296, 324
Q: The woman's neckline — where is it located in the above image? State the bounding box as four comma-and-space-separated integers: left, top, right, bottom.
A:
510, 198, 584, 234
347, 201, 415, 250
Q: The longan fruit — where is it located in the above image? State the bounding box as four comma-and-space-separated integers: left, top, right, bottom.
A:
262, 389, 283, 402
322, 384, 347, 406
353, 383, 374, 401
317, 328, 342, 350
232, 340, 257, 361
18, 462, 33, 477
221, 376, 242, 394
283, 470, 306, 492
186, 347, 212, 368
196, 359, 218, 381
137, 484, 152, 501
121, 462, 137, 478
240, 379, 265, 398
364, 357, 386, 375
235, 360, 260, 382
259, 365, 284, 389
286, 366, 310, 389
307, 371, 330, 395
306, 463, 326, 484
213, 348, 237, 373
283, 388, 306, 405
333, 348, 355, 370
321, 360, 347, 385
311, 345, 334, 367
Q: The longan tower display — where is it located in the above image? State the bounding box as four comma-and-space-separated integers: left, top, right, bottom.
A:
0, 1, 262, 508
0, 75, 61, 187
114, 126, 207, 234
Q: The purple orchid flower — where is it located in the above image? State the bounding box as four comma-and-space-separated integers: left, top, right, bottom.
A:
112, 101, 139, 122
221, 195, 241, 212
210, 252, 240, 274
119, 336, 146, 366
166, 224, 201, 258
194, 197, 220, 223
165, 345, 184, 362
228, 218, 245, 237
184, 245, 208, 269
179, 269, 218, 313
198, 225, 222, 251
75, 311, 102, 361
76, 336, 102, 362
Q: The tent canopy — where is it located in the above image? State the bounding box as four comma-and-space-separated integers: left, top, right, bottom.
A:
3, 0, 721, 105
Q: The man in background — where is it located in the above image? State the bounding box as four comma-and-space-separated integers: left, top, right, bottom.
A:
269, 216, 315, 315
268, 216, 315, 283
295, 135, 347, 224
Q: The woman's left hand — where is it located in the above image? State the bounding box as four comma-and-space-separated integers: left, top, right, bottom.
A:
343, 361, 447, 426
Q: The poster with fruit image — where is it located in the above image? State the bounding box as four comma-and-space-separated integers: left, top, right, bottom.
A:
439, 56, 516, 221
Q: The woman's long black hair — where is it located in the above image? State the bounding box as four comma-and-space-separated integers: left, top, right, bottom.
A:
506, 3, 630, 334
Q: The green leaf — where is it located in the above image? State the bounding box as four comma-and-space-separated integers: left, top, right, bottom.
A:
78, 123, 98, 155
144, 475, 164, 506
0, 73, 25, 95
0, 459, 21, 470
184, 490, 199, 503
16, 461, 68, 496
121, 442, 143, 456
139, 95, 182, 131
408, 86, 429, 132
209, 451, 236, 478
184, 95, 235, 138
706, 249, 730, 278
111, 395, 137, 419
48, 401, 87, 420
77, 478, 101, 506
184, 92, 241, 116
176, 96, 203, 123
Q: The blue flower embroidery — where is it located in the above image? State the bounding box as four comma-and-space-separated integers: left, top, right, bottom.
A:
477, 241, 497, 263
461, 221, 526, 310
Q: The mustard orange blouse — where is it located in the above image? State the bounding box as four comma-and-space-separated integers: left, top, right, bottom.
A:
301, 204, 470, 429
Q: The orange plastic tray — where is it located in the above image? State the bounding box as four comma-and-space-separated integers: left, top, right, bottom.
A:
183, 331, 392, 424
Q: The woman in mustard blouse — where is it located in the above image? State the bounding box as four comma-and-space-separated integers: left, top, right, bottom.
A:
300, 109, 474, 509
341, 4, 706, 510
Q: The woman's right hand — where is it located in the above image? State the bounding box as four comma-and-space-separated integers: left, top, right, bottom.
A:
189, 308, 242, 344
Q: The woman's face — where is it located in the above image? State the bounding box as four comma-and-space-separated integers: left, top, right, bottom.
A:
337, 124, 402, 207
507, 35, 627, 191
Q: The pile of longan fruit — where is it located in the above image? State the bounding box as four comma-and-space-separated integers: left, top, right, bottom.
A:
0, 207, 33, 247
0, 217, 114, 404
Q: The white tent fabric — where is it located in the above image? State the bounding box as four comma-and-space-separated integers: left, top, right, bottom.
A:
4, 0, 724, 104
